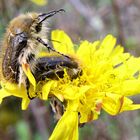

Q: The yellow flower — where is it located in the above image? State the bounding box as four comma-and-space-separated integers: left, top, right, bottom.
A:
30, 0, 47, 6
51, 30, 140, 114
1, 30, 140, 140
48, 30, 140, 139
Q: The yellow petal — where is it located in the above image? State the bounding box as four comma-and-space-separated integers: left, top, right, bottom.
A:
118, 97, 140, 112
30, 0, 47, 6
49, 100, 78, 140
21, 98, 30, 110
49, 110, 78, 140
0, 82, 30, 109
0, 88, 11, 103
121, 80, 140, 96
1, 81, 27, 98
102, 93, 124, 115
115, 57, 140, 78
63, 85, 87, 100
51, 30, 74, 54
79, 109, 94, 123
100, 34, 116, 57
77, 41, 99, 64
110, 45, 130, 66
22, 63, 36, 90
42, 81, 54, 100
122, 104, 140, 112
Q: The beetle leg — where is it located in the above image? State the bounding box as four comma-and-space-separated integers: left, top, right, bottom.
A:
26, 78, 35, 100
50, 96, 64, 121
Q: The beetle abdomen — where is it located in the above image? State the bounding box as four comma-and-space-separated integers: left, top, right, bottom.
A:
34, 56, 81, 81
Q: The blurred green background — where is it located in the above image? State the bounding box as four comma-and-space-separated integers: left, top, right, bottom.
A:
1, 0, 140, 140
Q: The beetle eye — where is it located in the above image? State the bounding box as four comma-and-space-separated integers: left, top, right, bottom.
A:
35, 23, 42, 33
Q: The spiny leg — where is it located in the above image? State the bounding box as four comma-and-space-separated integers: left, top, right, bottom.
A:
36, 37, 70, 59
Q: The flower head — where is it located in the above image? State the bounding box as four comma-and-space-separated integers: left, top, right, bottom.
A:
50, 30, 140, 115
1, 30, 140, 139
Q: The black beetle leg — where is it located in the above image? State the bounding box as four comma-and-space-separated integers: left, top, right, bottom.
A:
26, 78, 35, 100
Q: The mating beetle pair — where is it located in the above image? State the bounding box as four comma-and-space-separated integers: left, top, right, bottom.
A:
1, 9, 82, 121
